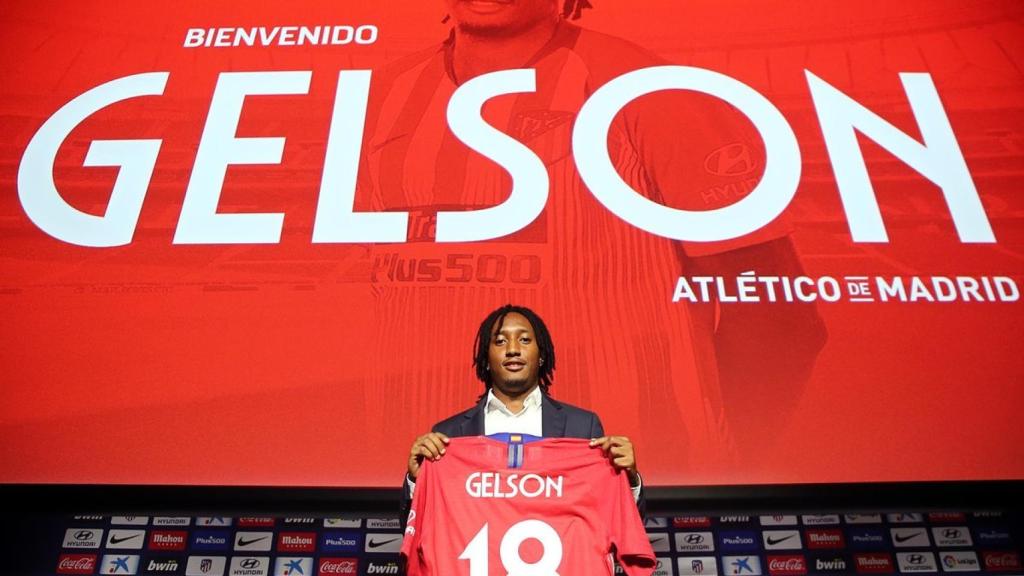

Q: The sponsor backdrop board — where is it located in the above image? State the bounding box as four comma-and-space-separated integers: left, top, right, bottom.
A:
1, 1, 1022, 487
33, 512, 1023, 576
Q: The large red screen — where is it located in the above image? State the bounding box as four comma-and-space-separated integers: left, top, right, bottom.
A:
1, 0, 1021, 487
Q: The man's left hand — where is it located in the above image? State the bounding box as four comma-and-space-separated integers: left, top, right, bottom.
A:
590, 435, 640, 486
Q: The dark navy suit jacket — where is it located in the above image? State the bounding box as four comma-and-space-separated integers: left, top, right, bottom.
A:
431, 392, 604, 439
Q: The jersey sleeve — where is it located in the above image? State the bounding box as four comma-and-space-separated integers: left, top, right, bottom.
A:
608, 472, 656, 575
400, 460, 431, 576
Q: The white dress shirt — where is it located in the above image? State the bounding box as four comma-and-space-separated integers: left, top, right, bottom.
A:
483, 385, 543, 436
408, 386, 642, 500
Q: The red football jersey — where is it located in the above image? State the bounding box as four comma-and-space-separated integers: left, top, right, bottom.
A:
401, 436, 656, 575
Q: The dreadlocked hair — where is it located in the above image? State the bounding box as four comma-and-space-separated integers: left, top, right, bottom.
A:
562, 0, 593, 20
473, 304, 557, 396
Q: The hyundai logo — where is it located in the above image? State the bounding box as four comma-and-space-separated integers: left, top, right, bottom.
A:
241, 558, 260, 569
908, 554, 926, 565
943, 529, 961, 538
74, 530, 94, 540
685, 534, 705, 544
704, 143, 757, 176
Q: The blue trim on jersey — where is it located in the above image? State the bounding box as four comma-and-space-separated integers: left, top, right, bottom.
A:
487, 433, 541, 468
486, 433, 543, 444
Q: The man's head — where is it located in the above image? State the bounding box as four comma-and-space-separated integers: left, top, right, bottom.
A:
473, 304, 556, 396
444, 0, 591, 37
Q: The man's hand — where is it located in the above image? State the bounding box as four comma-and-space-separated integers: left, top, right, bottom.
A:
590, 435, 640, 486
408, 432, 450, 479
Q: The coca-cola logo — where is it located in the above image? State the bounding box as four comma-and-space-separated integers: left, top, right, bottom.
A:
984, 551, 1022, 569
673, 516, 710, 527
928, 512, 965, 522
57, 554, 96, 575
238, 517, 275, 527
768, 555, 806, 575
318, 557, 358, 574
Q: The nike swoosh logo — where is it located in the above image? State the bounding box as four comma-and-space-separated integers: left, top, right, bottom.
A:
109, 534, 141, 545
894, 533, 922, 543
237, 536, 269, 547
367, 537, 401, 549
766, 535, 796, 546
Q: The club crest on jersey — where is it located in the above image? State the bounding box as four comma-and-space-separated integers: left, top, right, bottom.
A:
510, 109, 575, 142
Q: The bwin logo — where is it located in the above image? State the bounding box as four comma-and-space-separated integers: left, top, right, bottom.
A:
366, 563, 399, 575
146, 559, 178, 572
685, 534, 705, 544
816, 558, 847, 570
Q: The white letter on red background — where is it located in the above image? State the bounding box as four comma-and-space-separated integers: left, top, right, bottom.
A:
174, 71, 311, 244
438, 69, 548, 242
807, 71, 994, 243
313, 70, 409, 243
573, 65, 801, 242
19, 72, 167, 247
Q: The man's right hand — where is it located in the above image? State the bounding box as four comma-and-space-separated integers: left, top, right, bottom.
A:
407, 432, 450, 479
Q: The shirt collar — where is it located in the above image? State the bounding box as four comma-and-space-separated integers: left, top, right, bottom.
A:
485, 385, 543, 416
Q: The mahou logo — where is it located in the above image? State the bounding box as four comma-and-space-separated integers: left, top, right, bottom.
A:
768, 555, 807, 575
57, 554, 96, 575
806, 529, 844, 549
318, 558, 357, 575
148, 530, 187, 551
855, 553, 893, 574
278, 532, 316, 552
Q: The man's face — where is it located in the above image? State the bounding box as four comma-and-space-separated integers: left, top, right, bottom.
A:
445, 0, 560, 37
487, 312, 542, 397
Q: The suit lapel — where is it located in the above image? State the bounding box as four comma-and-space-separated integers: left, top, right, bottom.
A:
541, 394, 566, 438
461, 396, 487, 436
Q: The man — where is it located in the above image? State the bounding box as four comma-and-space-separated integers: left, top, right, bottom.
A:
365, 0, 827, 476
403, 304, 643, 516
